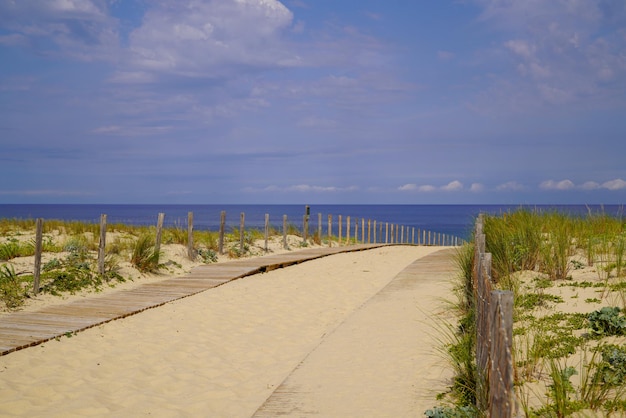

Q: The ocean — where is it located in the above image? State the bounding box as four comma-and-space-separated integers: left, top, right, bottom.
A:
0, 204, 623, 241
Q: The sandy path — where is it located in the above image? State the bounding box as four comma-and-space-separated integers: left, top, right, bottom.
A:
0, 246, 453, 417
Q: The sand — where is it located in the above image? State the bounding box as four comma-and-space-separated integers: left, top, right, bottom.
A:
0, 245, 455, 417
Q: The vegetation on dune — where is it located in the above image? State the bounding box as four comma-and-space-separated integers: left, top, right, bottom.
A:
0, 217, 329, 311
430, 208, 626, 417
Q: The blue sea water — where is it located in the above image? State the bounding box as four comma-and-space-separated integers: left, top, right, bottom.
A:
0, 204, 623, 241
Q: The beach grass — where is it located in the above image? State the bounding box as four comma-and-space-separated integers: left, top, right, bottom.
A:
433, 208, 626, 416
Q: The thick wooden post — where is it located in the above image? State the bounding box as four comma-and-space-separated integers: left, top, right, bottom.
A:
283, 215, 288, 249
155, 212, 165, 255
354, 218, 359, 245
385, 222, 389, 244
33, 218, 43, 295
489, 290, 514, 418
239, 212, 245, 254
98, 214, 107, 276
303, 205, 310, 244
264, 213, 270, 253
187, 212, 194, 260
346, 216, 351, 245
367, 220, 371, 243
218, 211, 226, 255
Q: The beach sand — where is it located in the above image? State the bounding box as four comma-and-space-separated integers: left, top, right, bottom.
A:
0, 245, 455, 417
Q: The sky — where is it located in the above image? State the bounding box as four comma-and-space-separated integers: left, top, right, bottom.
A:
1, 0, 625, 205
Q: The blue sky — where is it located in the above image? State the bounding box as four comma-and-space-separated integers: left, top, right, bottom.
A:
1, 0, 625, 204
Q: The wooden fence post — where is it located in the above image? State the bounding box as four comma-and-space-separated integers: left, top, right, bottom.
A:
318, 212, 322, 243
489, 290, 514, 418
373, 220, 377, 243
264, 213, 269, 253
283, 215, 288, 249
218, 211, 226, 255
303, 205, 310, 244
33, 218, 43, 295
367, 219, 371, 244
98, 214, 107, 276
354, 218, 359, 245
328, 214, 332, 247
187, 212, 194, 260
155, 212, 165, 255
361, 218, 365, 243
337, 215, 342, 246
385, 222, 389, 244
239, 212, 245, 254
346, 216, 351, 245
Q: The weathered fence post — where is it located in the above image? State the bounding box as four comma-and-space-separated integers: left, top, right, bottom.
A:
354, 218, 359, 245
155, 212, 165, 255
338, 215, 342, 246
33, 218, 43, 295
218, 211, 226, 255
367, 219, 371, 244
239, 212, 245, 254
303, 205, 310, 244
318, 212, 322, 243
489, 290, 514, 418
373, 220, 377, 243
283, 214, 288, 249
187, 211, 194, 260
361, 218, 365, 243
346, 216, 351, 245
98, 214, 107, 276
264, 213, 270, 253
385, 222, 389, 244
328, 214, 332, 247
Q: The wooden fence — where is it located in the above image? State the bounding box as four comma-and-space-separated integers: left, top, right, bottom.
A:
473, 214, 515, 417
25, 207, 465, 295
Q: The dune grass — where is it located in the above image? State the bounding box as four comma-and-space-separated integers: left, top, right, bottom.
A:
432, 208, 626, 417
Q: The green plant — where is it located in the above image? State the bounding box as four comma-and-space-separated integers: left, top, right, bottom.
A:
588, 307, 626, 337
545, 359, 579, 418
197, 248, 218, 263
0, 264, 26, 309
424, 405, 476, 417
130, 234, 161, 273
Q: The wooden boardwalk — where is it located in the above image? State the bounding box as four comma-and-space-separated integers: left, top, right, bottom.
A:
0, 244, 390, 356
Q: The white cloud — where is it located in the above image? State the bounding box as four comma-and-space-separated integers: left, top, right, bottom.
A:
496, 181, 526, 191
127, 0, 296, 77
505, 39, 535, 59
398, 181, 464, 192
441, 180, 463, 191
470, 183, 485, 192
474, 0, 626, 110
246, 184, 359, 193
602, 178, 626, 190
580, 181, 601, 190
539, 179, 575, 190
0, 0, 119, 60
398, 184, 417, 191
